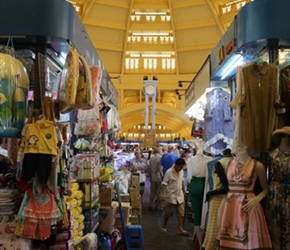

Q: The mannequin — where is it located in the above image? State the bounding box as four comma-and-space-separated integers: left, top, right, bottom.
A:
216, 147, 272, 249
265, 127, 290, 249
278, 136, 290, 152
203, 148, 233, 250
187, 148, 212, 250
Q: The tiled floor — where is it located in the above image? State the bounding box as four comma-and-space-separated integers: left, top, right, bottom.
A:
140, 180, 196, 250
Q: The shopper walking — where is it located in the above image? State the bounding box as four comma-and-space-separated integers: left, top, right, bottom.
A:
160, 158, 189, 236
160, 145, 178, 175
129, 150, 148, 199
148, 147, 163, 211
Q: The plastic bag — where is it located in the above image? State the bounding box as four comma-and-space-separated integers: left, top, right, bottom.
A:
58, 49, 79, 113
0, 52, 29, 137
75, 55, 93, 110
90, 65, 102, 105
136, 171, 146, 183
74, 107, 100, 136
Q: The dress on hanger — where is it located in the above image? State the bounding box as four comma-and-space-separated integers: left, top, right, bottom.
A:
200, 156, 222, 231
229, 66, 247, 153
239, 63, 281, 152
278, 64, 290, 126
203, 88, 233, 155
216, 158, 272, 249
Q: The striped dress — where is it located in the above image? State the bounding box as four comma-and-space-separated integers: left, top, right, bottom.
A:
202, 156, 232, 250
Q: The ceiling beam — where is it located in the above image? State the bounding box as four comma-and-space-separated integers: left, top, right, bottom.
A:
84, 18, 126, 30
119, 103, 191, 126
121, 0, 134, 75
132, 2, 169, 10
171, 0, 207, 9
168, 0, 179, 74
93, 0, 129, 9
219, 13, 235, 24
205, 0, 225, 34
80, 0, 94, 21
176, 42, 216, 52
93, 42, 123, 52
175, 19, 217, 30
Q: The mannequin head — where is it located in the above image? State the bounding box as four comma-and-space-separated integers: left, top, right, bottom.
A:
236, 146, 251, 163
272, 126, 290, 146
236, 145, 247, 154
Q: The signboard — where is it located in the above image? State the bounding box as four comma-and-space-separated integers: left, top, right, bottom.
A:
185, 56, 211, 112
210, 20, 236, 79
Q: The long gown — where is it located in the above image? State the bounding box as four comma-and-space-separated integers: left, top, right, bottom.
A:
216, 158, 272, 249
202, 156, 232, 250
265, 148, 290, 250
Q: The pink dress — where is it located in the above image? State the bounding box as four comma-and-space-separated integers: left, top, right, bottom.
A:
216, 159, 272, 249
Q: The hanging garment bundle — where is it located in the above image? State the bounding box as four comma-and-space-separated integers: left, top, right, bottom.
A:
0, 52, 29, 137
58, 49, 94, 113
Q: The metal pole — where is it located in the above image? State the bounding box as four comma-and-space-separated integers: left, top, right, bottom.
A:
145, 95, 149, 129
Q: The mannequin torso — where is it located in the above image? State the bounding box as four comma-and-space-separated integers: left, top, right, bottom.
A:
216, 147, 272, 249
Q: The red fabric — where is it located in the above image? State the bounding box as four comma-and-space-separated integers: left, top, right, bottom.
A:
19, 173, 29, 191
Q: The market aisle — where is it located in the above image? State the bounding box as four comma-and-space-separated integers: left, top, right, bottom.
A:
140, 179, 195, 250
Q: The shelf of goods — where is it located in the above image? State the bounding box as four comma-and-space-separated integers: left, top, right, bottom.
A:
73, 153, 100, 235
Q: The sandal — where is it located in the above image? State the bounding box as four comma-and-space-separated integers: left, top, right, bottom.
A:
177, 230, 189, 236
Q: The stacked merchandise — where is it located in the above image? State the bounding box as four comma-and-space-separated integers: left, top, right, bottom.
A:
74, 154, 100, 181
83, 204, 99, 235
0, 153, 30, 249
0, 171, 31, 249
0, 189, 21, 216
70, 150, 100, 238
65, 182, 85, 243
0, 35, 119, 249
129, 174, 142, 225
98, 183, 116, 234
72, 153, 100, 235
14, 46, 119, 249
59, 46, 120, 248
73, 232, 98, 250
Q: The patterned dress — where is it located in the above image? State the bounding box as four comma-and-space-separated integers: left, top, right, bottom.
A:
202, 156, 232, 250
216, 158, 272, 249
265, 148, 290, 250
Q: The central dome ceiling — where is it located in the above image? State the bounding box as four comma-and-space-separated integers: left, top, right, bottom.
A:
71, 0, 245, 140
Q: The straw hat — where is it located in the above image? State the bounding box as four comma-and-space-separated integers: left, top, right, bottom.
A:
272, 126, 290, 145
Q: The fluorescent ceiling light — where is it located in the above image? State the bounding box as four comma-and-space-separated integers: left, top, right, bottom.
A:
142, 53, 172, 58
128, 53, 173, 58
132, 32, 169, 36
221, 54, 244, 80
129, 53, 141, 57
135, 11, 167, 15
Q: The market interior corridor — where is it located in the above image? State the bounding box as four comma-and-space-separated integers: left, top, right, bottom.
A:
140, 179, 196, 250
